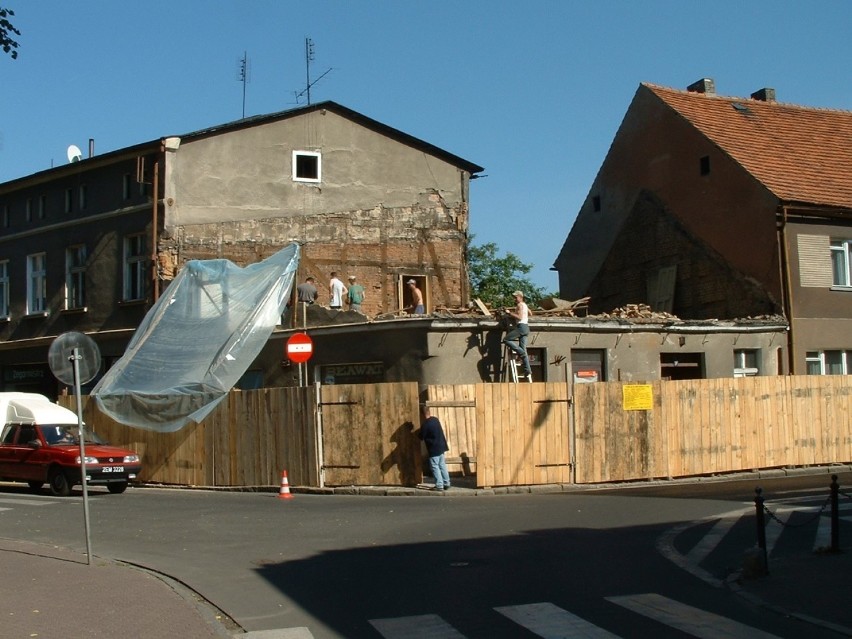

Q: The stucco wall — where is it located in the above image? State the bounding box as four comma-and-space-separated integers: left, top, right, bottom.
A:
254, 319, 787, 388
163, 109, 468, 228
158, 109, 472, 313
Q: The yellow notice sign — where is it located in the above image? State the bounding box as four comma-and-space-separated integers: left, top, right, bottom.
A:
623, 384, 653, 411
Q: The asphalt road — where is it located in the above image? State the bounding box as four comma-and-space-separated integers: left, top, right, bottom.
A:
1, 472, 849, 638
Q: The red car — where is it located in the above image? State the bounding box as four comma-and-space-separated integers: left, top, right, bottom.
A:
0, 393, 141, 496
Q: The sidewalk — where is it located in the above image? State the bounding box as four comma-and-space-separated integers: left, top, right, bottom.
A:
731, 547, 852, 635
0, 538, 232, 639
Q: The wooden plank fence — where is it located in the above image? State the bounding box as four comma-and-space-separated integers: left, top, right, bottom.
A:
60, 375, 852, 489
572, 375, 852, 483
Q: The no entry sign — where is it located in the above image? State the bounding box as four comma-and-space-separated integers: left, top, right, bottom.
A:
286, 332, 314, 363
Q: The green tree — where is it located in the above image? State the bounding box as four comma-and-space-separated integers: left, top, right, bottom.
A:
1, 7, 20, 60
467, 238, 548, 310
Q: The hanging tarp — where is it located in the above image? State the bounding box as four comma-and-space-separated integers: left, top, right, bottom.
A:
92, 243, 300, 432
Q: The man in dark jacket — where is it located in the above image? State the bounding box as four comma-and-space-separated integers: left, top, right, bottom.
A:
419, 405, 450, 490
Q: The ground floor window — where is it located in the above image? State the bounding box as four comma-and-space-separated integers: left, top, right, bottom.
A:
733, 349, 759, 377
806, 350, 851, 375
660, 352, 704, 380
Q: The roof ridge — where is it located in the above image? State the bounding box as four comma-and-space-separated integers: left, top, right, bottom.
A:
641, 82, 852, 116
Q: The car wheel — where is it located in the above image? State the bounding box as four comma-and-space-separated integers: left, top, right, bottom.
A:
48, 469, 72, 497
107, 481, 128, 494
28, 481, 44, 491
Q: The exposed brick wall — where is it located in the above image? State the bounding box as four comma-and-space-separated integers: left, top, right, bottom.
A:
587, 191, 780, 319
158, 205, 468, 315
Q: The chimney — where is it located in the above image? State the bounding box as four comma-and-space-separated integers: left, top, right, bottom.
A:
687, 78, 716, 95
750, 88, 776, 102
88, 138, 95, 158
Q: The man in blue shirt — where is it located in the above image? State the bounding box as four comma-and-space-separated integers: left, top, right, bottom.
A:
419, 405, 450, 491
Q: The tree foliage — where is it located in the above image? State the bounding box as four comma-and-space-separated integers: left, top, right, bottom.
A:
1, 7, 20, 60
467, 238, 549, 310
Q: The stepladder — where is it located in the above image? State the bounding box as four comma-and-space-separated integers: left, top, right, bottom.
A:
502, 344, 531, 383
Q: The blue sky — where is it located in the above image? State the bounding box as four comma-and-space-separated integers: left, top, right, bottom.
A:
1, 1, 850, 291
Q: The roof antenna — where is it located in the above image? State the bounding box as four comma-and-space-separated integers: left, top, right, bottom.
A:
236, 51, 251, 118
296, 37, 332, 105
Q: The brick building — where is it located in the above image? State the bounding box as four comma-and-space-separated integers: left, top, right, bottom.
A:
0, 101, 483, 396
553, 79, 852, 374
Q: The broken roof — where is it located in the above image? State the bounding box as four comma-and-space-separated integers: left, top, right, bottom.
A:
644, 83, 852, 210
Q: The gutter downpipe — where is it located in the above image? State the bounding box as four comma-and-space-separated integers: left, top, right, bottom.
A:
152, 155, 160, 302
777, 205, 795, 374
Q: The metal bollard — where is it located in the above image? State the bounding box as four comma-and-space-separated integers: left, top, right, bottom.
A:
831, 474, 839, 553
754, 487, 769, 575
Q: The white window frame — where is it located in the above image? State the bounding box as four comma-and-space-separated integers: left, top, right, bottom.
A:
65, 245, 86, 310
292, 150, 322, 183
806, 350, 851, 375
123, 234, 146, 301
830, 239, 852, 288
0, 260, 9, 319
733, 349, 759, 377
26, 252, 47, 315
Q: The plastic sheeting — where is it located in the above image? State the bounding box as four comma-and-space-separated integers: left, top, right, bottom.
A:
92, 243, 300, 432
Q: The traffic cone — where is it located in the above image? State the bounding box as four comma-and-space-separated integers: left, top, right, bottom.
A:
278, 470, 294, 500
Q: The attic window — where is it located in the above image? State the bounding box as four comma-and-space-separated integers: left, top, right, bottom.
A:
293, 151, 321, 183
700, 155, 710, 176
732, 102, 752, 114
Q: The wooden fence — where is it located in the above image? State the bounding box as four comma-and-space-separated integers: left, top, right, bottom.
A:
572, 375, 852, 483
62, 375, 852, 489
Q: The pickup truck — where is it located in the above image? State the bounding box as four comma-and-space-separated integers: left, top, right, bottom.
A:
0, 393, 141, 496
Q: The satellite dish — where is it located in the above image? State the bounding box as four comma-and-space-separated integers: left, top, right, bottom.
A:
49, 332, 101, 386
67, 144, 83, 163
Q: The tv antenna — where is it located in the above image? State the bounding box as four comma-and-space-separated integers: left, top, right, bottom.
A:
296, 37, 332, 105
236, 51, 251, 118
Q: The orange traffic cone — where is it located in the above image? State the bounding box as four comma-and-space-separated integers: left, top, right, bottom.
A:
278, 470, 294, 500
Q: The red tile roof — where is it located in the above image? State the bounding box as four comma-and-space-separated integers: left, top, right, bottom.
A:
645, 83, 852, 210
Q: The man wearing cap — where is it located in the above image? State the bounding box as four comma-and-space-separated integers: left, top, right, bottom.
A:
502, 290, 532, 380
347, 275, 365, 313
405, 279, 424, 314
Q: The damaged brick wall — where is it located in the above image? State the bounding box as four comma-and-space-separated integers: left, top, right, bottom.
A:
157, 203, 469, 315
588, 191, 780, 319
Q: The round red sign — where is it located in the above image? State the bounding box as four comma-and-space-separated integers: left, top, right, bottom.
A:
286, 333, 314, 363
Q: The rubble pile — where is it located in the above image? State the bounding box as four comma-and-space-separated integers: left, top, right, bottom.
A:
594, 303, 680, 321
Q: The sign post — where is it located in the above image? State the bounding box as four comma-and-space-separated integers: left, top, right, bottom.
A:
286, 333, 314, 386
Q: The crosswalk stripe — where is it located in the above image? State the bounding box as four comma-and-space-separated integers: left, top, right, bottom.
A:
686, 514, 739, 564
606, 593, 781, 638
495, 602, 620, 638
764, 507, 794, 556
369, 614, 466, 638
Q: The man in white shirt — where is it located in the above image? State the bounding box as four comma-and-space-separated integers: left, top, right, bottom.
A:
329, 272, 347, 310
502, 290, 532, 380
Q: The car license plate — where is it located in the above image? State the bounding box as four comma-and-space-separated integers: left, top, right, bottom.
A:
102, 466, 124, 473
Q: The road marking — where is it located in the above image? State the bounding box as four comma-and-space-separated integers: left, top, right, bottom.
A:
686, 514, 739, 564
0, 497, 59, 506
369, 614, 466, 638
243, 628, 314, 638
606, 593, 782, 638
495, 602, 620, 638
814, 506, 852, 550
